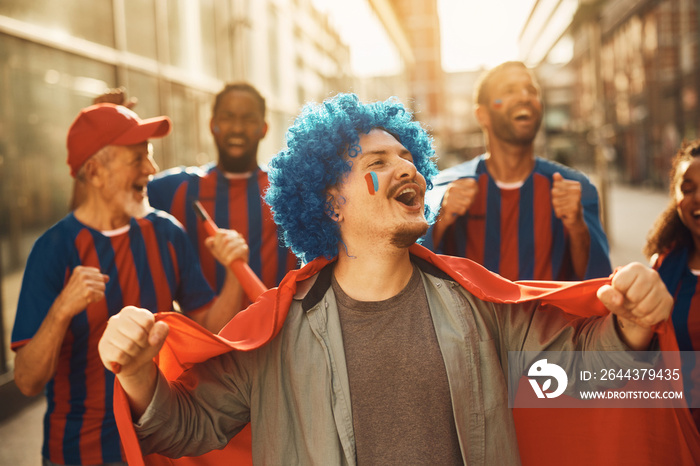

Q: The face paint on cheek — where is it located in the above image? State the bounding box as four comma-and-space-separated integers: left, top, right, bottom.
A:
365, 171, 379, 195
493, 99, 503, 108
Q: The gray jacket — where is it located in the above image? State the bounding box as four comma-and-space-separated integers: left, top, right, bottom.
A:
136, 259, 628, 465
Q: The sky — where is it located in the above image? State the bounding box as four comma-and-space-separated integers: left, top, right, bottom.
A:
311, 0, 538, 76
438, 0, 537, 72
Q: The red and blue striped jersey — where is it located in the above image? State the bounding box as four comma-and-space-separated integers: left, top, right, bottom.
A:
11, 211, 214, 465
148, 163, 298, 299
655, 247, 700, 417
424, 155, 611, 281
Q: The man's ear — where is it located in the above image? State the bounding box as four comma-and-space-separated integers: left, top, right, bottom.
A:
83, 158, 104, 187
326, 188, 343, 222
258, 122, 269, 139
475, 104, 489, 128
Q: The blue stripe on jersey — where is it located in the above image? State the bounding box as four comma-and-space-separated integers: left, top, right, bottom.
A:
454, 214, 468, 258
215, 169, 229, 292
247, 170, 263, 278
130, 221, 158, 311
43, 379, 54, 459
184, 175, 201, 259
151, 217, 178, 299
675, 271, 698, 406
66, 317, 87, 464
657, 249, 698, 406
674, 270, 696, 352
550, 208, 565, 280
659, 248, 688, 297
484, 177, 501, 272
519, 177, 535, 280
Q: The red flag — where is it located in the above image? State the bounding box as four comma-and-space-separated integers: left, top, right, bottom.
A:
114, 244, 700, 465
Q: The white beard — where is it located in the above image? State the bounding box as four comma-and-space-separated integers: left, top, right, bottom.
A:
116, 191, 153, 219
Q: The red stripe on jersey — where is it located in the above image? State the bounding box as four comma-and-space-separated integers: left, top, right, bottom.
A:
138, 218, 173, 312
79, 296, 110, 465
170, 182, 188, 225
533, 174, 553, 280
228, 177, 250, 248
499, 188, 520, 281
168, 242, 180, 288
112, 234, 140, 305
258, 171, 279, 288
198, 173, 219, 290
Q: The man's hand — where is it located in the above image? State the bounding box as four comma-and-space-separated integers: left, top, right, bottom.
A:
92, 87, 138, 109
98, 306, 168, 418
551, 172, 591, 278
596, 263, 673, 350
551, 172, 585, 230
439, 178, 479, 227
432, 178, 479, 247
98, 306, 168, 376
55, 266, 109, 319
204, 228, 249, 267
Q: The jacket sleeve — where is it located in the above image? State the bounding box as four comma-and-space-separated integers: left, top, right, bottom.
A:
135, 352, 252, 458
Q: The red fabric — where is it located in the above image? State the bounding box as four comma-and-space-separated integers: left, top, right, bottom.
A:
114, 244, 700, 465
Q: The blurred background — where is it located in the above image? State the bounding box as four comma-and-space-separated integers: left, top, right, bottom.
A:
0, 1, 697, 453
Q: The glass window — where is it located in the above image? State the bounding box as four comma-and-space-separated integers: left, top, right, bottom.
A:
166, 0, 218, 79
0, 0, 114, 47
0, 35, 115, 373
123, 70, 168, 168
124, 0, 158, 60
166, 84, 204, 169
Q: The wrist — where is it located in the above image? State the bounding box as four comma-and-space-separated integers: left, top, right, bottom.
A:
615, 315, 653, 351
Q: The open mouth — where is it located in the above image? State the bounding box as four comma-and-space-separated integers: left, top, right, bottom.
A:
133, 182, 147, 196
226, 136, 246, 147
394, 187, 419, 207
693, 209, 700, 220
513, 108, 533, 122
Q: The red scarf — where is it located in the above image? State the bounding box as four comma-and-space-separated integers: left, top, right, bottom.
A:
114, 244, 700, 465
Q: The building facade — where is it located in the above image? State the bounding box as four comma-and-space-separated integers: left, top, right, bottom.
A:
0, 0, 356, 377
519, 0, 700, 188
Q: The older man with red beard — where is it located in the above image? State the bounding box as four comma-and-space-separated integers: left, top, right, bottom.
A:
426, 61, 611, 282
11, 103, 247, 466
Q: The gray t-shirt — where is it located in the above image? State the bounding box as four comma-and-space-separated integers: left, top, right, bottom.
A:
333, 266, 463, 465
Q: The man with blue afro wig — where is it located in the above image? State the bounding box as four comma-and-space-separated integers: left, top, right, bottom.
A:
100, 93, 678, 465
265, 93, 438, 263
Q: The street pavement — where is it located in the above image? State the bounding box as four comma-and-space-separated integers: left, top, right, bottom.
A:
0, 182, 670, 465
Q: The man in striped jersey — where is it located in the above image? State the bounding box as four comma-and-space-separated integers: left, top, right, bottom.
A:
426, 61, 611, 281
11, 103, 247, 466
147, 83, 298, 303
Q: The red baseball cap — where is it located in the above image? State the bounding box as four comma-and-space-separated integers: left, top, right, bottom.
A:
66, 103, 172, 177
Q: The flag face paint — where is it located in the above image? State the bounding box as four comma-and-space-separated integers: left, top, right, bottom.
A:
365, 171, 379, 195
493, 99, 503, 108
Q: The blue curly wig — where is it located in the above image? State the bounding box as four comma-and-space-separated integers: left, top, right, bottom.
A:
265, 93, 438, 263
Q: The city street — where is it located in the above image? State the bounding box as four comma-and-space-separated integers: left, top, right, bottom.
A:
0, 182, 671, 465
